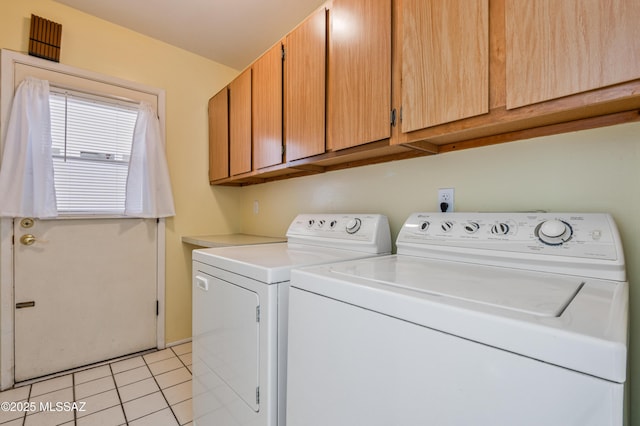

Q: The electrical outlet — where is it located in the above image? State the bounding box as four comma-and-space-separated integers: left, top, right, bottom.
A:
438, 188, 454, 212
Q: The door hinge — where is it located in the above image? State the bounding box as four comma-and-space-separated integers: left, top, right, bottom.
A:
256, 306, 260, 322
256, 386, 260, 404
390, 108, 397, 127
400, 106, 403, 124
156, 300, 159, 316
281, 44, 286, 61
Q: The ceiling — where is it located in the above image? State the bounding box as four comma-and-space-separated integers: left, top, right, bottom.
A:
53, 0, 326, 70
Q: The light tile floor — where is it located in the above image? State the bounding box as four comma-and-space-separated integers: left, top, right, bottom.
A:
0, 342, 193, 426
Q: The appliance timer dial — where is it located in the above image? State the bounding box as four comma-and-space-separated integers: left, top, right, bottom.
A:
345, 218, 362, 234
536, 219, 573, 245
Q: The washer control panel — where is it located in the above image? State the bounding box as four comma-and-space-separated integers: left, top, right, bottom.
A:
398, 212, 623, 264
286, 214, 392, 254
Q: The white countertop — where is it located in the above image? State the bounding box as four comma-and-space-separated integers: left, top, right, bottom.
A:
182, 233, 286, 248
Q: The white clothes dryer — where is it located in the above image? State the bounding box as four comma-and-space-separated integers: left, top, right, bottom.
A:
287, 212, 628, 426
192, 214, 391, 426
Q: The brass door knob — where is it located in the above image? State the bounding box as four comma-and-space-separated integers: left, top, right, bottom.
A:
20, 234, 37, 246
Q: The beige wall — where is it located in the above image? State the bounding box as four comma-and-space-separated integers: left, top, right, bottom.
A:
239, 122, 640, 424
0, 0, 241, 344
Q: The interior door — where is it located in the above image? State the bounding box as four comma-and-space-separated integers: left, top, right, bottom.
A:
14, 217, 157, 381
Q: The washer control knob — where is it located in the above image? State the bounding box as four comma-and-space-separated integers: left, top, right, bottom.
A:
307, 219, 315, 228
329, 220, 338, 229
316, 220, 326, 228
419, 221, 430, 232
540, 220, 566, 238
440, 221, 454, 232
537, 219, 573, 245
490, 222, 510, 235
464, 222, 480, 234
345, 218, 362, 234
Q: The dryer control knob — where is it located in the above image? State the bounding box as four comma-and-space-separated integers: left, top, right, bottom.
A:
345, 218, 362, 234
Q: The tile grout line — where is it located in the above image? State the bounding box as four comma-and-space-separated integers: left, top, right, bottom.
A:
141, 351, 182, 426
72, 372, 77, 425
109, 363, 129, 426
22, 384, 31, 426
169, 346, 194, 419
172, 347, 192, 372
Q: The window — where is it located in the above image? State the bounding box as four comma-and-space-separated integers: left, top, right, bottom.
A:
49, 89, 138, 214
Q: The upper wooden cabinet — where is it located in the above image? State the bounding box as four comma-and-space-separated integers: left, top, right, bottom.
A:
506, 0, 640, 109
208, 88, 229, 181
327, 0, 392, 151
400, 0, 489, 132
284, 8, 327, 162
210, 0, 640, 186
229, 69, 252, 176
252, 43, 283, 170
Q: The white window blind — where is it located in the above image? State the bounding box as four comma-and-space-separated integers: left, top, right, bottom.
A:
49, 89, 138, 214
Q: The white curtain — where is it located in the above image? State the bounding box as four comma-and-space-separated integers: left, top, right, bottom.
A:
124, 102, 175, 218
0, 77, 57, 218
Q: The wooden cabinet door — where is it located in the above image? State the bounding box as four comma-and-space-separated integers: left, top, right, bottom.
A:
208, 88, 229, 181
506, 0, 640, 109
229, 69, 252, 176
253, 43, 283, 170
401, 0, 489, 132
284, 8, 327, 162
327, 0, 391, 151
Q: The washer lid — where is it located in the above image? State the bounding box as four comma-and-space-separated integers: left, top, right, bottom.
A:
291, 255, 628, 382
331, 256, 582, 317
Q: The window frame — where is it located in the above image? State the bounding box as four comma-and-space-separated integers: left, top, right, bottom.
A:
49, 87, 140, 216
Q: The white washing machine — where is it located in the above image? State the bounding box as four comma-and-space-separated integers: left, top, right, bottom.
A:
287, 212, 628, 426
192, 213, 391, 426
